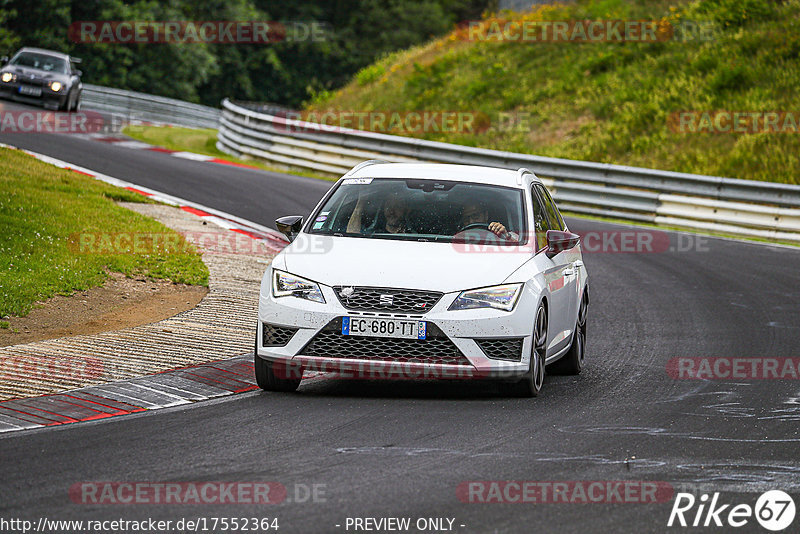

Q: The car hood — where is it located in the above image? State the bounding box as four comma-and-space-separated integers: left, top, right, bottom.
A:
279, 235, 532, 293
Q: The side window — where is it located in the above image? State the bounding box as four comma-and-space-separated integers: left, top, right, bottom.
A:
535, 184, 565, 231
530, 186, 550, 251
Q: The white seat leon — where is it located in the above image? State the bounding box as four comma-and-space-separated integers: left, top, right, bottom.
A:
256, 161, 588, 396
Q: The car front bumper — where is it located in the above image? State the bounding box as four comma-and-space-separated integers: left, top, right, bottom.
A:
256, 276, 539, 381
0, 84, 67, 109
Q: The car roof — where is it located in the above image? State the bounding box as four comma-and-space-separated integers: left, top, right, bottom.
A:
346, 162, 540, 188
15, 47, 71, 61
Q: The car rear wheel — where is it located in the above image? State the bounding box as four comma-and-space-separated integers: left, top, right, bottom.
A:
505, 302, 547, 397
548, 292, 587, 375
254, 333, 302, 392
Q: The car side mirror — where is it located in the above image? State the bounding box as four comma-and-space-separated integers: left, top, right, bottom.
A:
276, 215, 304, 242
545, 230, 580, 258
74, 69, 82, 77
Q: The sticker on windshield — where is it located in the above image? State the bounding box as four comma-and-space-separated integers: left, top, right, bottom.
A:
315, 215, 328, 222
342, 178, 373, 185
312, 222, 324, 229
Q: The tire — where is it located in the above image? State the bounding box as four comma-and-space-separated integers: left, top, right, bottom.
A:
254, 332, 302, 392
505, 302, 547, 397
72, 92, 81, 111
59, 92, 71, 112
548, 292, 587, 375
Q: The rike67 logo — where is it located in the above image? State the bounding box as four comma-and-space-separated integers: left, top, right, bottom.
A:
668, 491, 796, 531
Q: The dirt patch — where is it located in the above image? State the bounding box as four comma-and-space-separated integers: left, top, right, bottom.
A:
527, 113, 596, 148
0, 272, 208, 347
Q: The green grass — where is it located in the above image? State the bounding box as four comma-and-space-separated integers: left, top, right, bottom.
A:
306, 0, 800, 185
0, 147, 208, 318
122, 125, 335, 181
122, 125, 223, 157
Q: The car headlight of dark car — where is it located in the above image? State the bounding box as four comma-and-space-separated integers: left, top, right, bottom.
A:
1, 72, 15, 83
48, 81, 63, 92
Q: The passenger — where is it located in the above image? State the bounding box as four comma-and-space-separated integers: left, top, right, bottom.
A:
347, 193, 410, 234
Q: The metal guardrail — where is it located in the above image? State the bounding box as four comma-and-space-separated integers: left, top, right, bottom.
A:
82, 84, 220, 129
217, 99, 800, 242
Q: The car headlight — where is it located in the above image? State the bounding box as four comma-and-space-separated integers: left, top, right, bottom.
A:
449, 283, 523, 312
1, 72, 14, 83
272, 270, 325, 304
49, 81, 63, 92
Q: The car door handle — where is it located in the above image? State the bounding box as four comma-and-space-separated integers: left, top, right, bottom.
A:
573, 260, 583, 268
563, 268, 575, 277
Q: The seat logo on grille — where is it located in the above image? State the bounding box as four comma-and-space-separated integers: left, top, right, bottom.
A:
340, 287, 355, 298
379, 294, 394, 306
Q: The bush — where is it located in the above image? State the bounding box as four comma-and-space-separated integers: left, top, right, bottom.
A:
710, 62, 753, 92
356, 63, 386, 85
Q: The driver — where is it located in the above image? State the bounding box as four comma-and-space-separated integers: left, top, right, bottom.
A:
460, 201, 519, 242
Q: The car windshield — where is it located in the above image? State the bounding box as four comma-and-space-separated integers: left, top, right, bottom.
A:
10, 52, 68, 74
308, 177, 527, 244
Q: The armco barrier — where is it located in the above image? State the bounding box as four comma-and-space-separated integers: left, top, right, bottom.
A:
217, 99, 800, 242
82, 84, 220, 129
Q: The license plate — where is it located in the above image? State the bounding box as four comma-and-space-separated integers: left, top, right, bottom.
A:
18, 85, 42, 97
342, 317, 426, 340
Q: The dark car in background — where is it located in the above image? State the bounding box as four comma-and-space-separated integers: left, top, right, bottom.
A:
0, 47, 83, 111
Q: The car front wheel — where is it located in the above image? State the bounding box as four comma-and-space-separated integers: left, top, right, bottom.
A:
505, 302, 547, 397
254, 333, 302, 392
60, 91, 72, 111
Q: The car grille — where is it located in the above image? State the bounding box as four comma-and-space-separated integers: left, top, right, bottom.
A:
475, 338, 525, 362
17, 75, 45, 87
262, 323, 298, 347
300, 319, 471, 366
333, 286, 443, 314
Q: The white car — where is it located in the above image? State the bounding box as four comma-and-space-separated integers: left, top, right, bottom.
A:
256, 161, 588, 396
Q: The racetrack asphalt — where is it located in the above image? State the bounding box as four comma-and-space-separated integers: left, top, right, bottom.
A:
1, 100, 799, 533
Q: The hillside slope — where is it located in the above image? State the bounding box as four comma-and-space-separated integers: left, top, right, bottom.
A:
307, 0, 800, 184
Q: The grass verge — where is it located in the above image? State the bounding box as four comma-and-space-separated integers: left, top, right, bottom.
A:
0, 147, 208, 318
